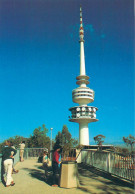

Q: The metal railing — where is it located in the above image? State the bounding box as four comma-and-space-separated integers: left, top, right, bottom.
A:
80, 150, 135, 182
1, 148, 134, 183
23, 148, 46, 159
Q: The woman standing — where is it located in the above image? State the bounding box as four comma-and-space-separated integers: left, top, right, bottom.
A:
2, 141, 17, 187
52, 146, 61, 187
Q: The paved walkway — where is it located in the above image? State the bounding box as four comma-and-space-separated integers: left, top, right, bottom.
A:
0, 160, 134, 194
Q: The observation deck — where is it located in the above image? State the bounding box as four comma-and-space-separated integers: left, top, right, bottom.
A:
72, 87, 94, 104
69, 106, 98, 123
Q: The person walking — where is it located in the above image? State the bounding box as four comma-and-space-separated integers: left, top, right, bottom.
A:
52, 146, 61, 187
2, 140, 17, 187
19, 141, 25, 162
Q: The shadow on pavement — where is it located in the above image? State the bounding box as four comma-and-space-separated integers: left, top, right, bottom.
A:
77, 163, 134, 194
22, 163, 134, 194
22, 167, 54, 186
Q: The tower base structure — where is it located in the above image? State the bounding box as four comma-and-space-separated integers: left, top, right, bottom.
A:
79, 122, 89, 145
69, 105, 98, 146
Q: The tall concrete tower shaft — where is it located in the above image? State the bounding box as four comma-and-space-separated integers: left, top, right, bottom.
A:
69, 6, 98, 145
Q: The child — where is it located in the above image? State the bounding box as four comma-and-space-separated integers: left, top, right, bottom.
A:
42, 149, 49, 179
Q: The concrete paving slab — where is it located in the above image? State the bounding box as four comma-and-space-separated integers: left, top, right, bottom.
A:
0, 160, 134, 194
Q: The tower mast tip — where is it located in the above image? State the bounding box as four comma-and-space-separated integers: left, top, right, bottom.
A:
79, 6, 84, 42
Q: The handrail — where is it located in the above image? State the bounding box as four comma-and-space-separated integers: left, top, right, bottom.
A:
80, 150, 135, 182
1, 148, 134, 183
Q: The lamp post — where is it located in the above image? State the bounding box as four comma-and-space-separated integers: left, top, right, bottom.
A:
50, 128, 53, 161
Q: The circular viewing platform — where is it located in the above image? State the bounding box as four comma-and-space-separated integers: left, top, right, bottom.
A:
69, 106, 98, 123
72, 87, 94, 104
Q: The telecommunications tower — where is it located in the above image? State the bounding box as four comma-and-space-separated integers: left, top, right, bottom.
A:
69, 6, 98, 145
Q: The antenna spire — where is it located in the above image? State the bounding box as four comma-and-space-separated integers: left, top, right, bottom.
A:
79, 6, 84, 42
79, 6, 86, 76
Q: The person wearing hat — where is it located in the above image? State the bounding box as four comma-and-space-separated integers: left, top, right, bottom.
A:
52, 145, 61, 187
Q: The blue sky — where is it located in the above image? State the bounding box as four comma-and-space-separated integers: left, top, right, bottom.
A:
0, 0, 134, 144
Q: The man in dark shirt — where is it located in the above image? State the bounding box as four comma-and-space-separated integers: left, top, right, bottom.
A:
2, 140, 17, 187
1, 140, 9, 184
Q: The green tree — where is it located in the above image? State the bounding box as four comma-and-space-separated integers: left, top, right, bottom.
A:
0, 136, 28, 152
122, 148, 129, 154
0, 141, 5, 153
0, 124, 50, 153
94, 134, 105, 151
29, 124, 50, 149
71, 138, 79, 148
55, 131, 63, 146
54, 125, 74, 158
8, 136, 27, 148
123, 135, 135, 153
